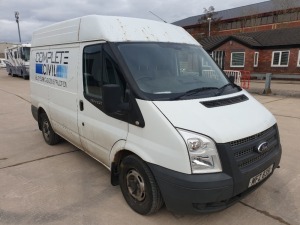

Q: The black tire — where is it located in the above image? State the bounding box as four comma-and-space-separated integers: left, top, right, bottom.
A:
40, 113, 60, 145
21, 70, 26, 80
119, 155, 164, 215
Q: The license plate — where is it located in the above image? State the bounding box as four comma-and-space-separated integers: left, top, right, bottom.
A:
248, 164, 274, 188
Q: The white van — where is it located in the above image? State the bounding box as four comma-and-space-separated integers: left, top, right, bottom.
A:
30, 15, 282, 215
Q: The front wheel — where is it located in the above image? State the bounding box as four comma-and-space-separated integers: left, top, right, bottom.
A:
21, 70, 26, 80
40, 113, 61, 145
119, 155, 164, 215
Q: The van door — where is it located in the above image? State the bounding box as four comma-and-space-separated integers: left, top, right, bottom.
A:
77, 43, 128, 167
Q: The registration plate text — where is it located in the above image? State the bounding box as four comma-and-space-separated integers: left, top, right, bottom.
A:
248, 164, 274, 188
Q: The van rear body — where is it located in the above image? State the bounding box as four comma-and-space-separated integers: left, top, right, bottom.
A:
30, 15, 281, 214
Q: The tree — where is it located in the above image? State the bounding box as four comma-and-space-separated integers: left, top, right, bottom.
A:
197, 6, 221, 38
198, 6, 217, 24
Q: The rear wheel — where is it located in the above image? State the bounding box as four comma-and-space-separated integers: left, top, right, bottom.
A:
119, 155, 164, 215
40, 113, 61, 145
21, 70, 26, 80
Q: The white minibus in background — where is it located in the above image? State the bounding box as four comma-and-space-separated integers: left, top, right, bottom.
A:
5, 43, 31, 79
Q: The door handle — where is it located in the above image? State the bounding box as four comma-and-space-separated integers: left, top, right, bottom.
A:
79, 100, 84, 111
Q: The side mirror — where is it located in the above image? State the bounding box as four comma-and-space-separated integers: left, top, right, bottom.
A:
102, 84, 129, 114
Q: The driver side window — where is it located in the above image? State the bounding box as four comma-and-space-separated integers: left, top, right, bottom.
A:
82, 43, 126, 103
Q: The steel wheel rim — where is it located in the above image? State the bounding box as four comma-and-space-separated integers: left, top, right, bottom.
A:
42, 120, 51, 142
126, 169, 145, 201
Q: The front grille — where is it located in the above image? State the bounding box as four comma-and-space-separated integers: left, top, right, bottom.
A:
234, 147, 254, 158
230, 126, 274, 147
238, 149, 272, 168
230, 125, 279, 170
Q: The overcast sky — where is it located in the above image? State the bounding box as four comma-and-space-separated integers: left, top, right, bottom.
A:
0, 0, 268, 43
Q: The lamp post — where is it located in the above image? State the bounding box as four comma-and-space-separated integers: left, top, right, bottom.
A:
207, 17, 212, 37
15, 11, 22, 43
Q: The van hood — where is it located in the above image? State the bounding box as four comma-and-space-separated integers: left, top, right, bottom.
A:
153, 91, 276, 143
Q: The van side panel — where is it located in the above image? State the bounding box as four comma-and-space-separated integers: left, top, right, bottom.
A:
30, 44, 82, 148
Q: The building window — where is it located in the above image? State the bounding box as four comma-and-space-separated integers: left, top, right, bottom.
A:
231, 52, 245, 67
254, 52, 259, 67
232, 21, 237, 29
271, 51, 289, 67
297, 50, 300, 67
245, 19, 251, 27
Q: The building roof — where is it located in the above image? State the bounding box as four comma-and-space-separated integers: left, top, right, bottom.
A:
199, 35, 229, 51
173, 0, 300, 27
200, 27, 300, 51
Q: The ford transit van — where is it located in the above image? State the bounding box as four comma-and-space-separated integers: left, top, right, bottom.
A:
30, 15, 281, 215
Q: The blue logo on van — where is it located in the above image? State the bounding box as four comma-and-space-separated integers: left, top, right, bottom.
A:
35, 64, 68, 78
56, 65, 68, 78
36, 64, 43, 74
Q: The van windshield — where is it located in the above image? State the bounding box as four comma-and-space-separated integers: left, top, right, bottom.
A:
118, 43, 240, 100
21, 47, 30, 62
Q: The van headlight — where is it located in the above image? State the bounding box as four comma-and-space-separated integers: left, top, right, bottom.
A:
177, 129, 222, 174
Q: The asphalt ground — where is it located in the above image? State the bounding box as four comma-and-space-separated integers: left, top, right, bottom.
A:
0, 68, 299, 225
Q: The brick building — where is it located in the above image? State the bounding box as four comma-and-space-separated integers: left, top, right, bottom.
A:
174, 0, 300, 78
174, 0, 300, 38
200, 28, 300, 78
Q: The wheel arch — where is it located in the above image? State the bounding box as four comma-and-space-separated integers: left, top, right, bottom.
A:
110, 142, 150, 186
110, 147, 136, 186
110, 140, 165, 186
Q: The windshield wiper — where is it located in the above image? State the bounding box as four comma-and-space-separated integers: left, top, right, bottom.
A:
215, 83, 239, 96
171, 87, 219, 100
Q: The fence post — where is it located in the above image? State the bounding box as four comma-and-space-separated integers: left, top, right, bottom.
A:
263, 73, 272, 94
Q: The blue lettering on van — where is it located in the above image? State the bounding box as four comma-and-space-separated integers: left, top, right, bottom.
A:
35, 63, 68, 78
34, 50, 69, 88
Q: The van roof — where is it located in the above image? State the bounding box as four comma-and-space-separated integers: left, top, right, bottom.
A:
5, 44, 31, 50
31, 15, 200, 47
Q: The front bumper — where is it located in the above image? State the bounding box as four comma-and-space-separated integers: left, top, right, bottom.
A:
147, 125, 282, 213
148, 150, 280, 213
